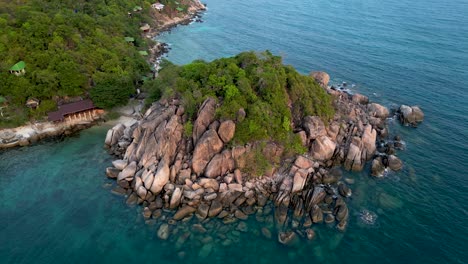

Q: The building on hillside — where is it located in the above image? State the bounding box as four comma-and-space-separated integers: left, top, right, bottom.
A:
140, 24, 151, 32
133, 5, 143, 12
25, 98, 40, 109
47, 99, 100, 123
9, 61, 26, 76
139, 51, 149, 56
152, 3, 165, 11
125, 37, 135, 44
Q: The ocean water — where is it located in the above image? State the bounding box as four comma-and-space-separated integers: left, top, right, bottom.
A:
1, 0, 468, 263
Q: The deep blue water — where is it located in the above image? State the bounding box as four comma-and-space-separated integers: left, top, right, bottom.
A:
1, 0, 468, 263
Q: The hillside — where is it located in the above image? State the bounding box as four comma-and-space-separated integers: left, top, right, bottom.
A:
0, 0, 202, 127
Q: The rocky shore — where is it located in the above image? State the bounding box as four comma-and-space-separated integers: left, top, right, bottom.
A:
0, 116, 103, 149
104, 71, 424, 247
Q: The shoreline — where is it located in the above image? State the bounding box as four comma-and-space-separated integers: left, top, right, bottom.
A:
0, 2, 207, 150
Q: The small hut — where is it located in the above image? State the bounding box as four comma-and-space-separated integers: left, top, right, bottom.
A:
133, 6, 143, 12
151, 3, 165, 11
25, 98, 40, 109
125, 37, 135, 43
140, 24, 151, 32
9, 61, 26, 76
139, 51, 149, 56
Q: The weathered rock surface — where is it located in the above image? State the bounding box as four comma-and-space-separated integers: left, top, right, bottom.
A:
192, 129, 224, 175
310, 71, 330, 87
311, 136, 336, 161
399, 105, 424, 126
218, 120, 236, 143
193, 97, 217, 144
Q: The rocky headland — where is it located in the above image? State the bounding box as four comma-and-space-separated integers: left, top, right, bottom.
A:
104, 60, 424, 247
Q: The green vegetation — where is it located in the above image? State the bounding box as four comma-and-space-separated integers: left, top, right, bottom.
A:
145, 51, 334, 165
0, 0, 160, 127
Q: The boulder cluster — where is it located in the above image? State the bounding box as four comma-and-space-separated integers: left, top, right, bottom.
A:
104, 73, 424, 244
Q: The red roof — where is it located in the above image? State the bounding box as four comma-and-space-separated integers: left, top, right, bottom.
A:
48, 99, 96, 122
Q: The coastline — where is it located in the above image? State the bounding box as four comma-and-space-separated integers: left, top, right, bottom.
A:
0, 1, 207, 150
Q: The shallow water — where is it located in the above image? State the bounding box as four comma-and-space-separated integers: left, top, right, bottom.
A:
1, 0, 468, 263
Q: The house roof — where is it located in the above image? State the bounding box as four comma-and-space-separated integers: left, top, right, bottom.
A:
10, 61, 26, 71
48, 99, 95, 121
140, 24, 150, 31
133, 5, 142, 11
125, 37, 135, 42
139, 51, 149, 56
176, 7, 183, 11
0, 96, 6, 103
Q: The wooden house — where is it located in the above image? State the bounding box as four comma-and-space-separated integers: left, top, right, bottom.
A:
47, 99, 100, 123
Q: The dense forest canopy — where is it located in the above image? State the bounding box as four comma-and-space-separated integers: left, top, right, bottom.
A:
144, 51, 335, 156
0, 0, 191, 126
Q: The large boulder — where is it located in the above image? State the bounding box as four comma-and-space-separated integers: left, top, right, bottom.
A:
399, 105, 424, 126
192, 129, 224, 175
344, 137, 364, 171
311, 136, 336, 161
368, 103, 389, 119
352, 93, 369, 104
117, 161, 137, 181
291, 169, 308, 193
105, 123, 125, 146
294, 155, 314, 170
199, 178, 220, 192
218, 120, 236, 143
193, 97, 217, 144
204, 150, 235, 178
150, 161, 170, 195
387, 155, 403, 171
169, 187, 183, 209
303, 116, 326, 140
173, 206, 197, 220
361, 124, 377, 160
310, 71, 330, 88
112, 159, 127, 170
371, 157, 385, 177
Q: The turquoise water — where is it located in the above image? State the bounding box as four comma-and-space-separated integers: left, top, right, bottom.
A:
2, 0, 468, 263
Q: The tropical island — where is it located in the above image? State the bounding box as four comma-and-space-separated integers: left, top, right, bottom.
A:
104, 51, 424, 245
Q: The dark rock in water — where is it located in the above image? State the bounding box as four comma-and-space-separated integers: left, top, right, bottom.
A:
337, 219, 347, 232
311, 205, 323, 223
111, 186, 126, 196
196, 203, 210, 219
399, 105, 424, 126
323, 167, 342, 184
335, 203, 349, 222
106, 167, 120, 179
157, 223, 170, 240
387, 155, 403, 171
208, 200, 223, 217
126, 193, 138, 205
235, 210, 248, 220
261, 227, 272, 239
338, 183, 352, 197
173, 206, 196, 220
305, 229, 316, 240
325, 213, 335, 224
192, 224, 207, 234
278, 231, 299, 246
371, 157, 385, 177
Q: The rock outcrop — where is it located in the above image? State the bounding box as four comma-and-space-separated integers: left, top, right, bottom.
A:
398, 105, 424, 126
104, 71, 422, 245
